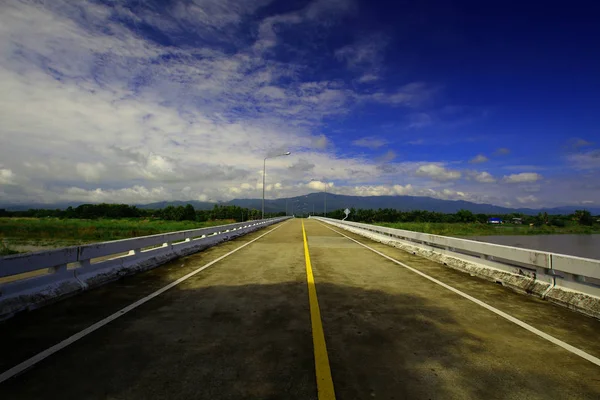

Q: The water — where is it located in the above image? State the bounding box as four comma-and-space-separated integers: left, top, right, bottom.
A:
465, 234, 600, 260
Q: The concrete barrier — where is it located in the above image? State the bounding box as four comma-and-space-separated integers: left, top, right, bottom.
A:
311, 217, 600, 319
0, 217, 291, 320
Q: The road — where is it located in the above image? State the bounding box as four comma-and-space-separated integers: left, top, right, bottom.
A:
1, 219, 599, 399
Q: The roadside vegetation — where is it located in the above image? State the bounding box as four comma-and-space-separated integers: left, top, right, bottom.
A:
0, 218, 234, 245
0, 242, 20, 256
324, 208, 600, 236
0, 203, 286, 253
2, 203, 598, 255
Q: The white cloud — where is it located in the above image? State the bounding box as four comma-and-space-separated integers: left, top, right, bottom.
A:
502, 165, 546, 171
141, 154, 177, 180
75, 163, 107, 182
0, 168, 15, 184
567, 149, 600, 170
254, 0, 356, 52
0, 0, 370, 203
415, 164, 461, 182
311, 134, 330, 149
306, 180, 333, 192
0, 1, 594, 209
0, 0, 447, 206
335, 35, 387, 70
333, 184, 413, 197
441, 189, 466, 199
471, 171, 496, 183
63, 186, 172, 204
494, 147, 511, 155
469, 154, 489, 164
502, 173, 543, 183
368, 82, 437, 108
517, 195, 538, 204
357, 74, 379, 83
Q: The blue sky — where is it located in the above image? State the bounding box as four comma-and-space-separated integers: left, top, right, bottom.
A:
0, 0, 599, 208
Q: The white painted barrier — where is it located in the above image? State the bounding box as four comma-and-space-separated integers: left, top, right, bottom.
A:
312, 217, 600, 319
0, 217, 291, 319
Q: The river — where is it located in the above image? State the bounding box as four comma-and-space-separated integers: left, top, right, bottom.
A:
465, 234, 600, 260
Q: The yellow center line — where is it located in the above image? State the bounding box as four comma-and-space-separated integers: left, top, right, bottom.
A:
301, 220, 336, 400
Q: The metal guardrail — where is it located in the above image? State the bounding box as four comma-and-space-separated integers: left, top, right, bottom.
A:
0, 217, 291, 318
312, 217, 600, 300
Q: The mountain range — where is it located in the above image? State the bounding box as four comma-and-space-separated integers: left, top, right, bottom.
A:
2, 193, 598, 215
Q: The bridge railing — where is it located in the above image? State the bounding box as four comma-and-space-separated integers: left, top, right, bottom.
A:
311, 217, 600, 318
0, 217, 291, 319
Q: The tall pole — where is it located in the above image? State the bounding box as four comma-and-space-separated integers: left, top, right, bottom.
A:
262, 151, 291, 220
324, 183, 327, 217
262, 157, 266, 219
311, 178, 328, 217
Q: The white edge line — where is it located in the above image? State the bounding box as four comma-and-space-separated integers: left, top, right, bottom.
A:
315, 221, 600, 368
0, 220, 289, 384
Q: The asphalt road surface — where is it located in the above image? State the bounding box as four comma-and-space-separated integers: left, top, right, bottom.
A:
1, 219, 599, 399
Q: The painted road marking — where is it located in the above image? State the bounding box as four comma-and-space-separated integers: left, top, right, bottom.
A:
0, 221, 289, 384
301, 221, 337, 400
316, 221, 600, 368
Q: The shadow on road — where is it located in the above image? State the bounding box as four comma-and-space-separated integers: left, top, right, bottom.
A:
2, 280, 599, 399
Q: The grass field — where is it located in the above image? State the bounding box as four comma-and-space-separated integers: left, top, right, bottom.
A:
0, 218, 239, 254
374, 222, 600, 237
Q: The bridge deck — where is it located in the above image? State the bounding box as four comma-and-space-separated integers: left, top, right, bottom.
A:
1, 219, 599, 399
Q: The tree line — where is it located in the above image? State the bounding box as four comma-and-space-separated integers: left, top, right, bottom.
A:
321, 208, 597, 226
1, 203, 596, 226
0, 203, 285, 222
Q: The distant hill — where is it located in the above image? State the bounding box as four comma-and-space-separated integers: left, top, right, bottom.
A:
136, 200, 215, 210
230, 193, 600, 215
2, 193, 599, 215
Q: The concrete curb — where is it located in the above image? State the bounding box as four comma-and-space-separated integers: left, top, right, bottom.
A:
0, 218, 289, 321
321, 220, 600, 320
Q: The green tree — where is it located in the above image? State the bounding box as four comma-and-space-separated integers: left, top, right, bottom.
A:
574, 210, 594, 226
183, 204, 196, 221
455, 209, 476, 223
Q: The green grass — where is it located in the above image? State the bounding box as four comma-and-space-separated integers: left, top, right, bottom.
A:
373, 222, 599, 237
0, 242, 20, 256
0, 217, 237, 248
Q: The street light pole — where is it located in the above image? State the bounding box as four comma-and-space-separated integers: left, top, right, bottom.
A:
324, 183, 327, 217
311, 178, 328, 217
262, 151, 291, 219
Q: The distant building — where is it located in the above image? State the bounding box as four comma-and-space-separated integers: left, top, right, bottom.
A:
512, 218, 523, 224
487, 217, 503, 224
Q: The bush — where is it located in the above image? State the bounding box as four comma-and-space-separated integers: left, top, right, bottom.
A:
0, 242, 20, 256
575, 210, 594, 226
